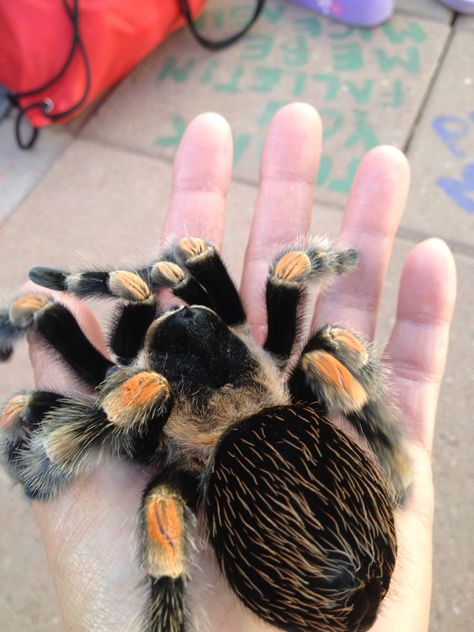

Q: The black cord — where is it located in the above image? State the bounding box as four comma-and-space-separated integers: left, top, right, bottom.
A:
179, 0, 266, 51
10, 0, 91, 149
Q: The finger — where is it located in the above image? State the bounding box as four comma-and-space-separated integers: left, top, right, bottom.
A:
373, 240, 455, 632
371, 449, 434, 632
385, 238, 456, 452
162, 112, 233, 249
314, 146, 410, 338
240, 103, 322, 342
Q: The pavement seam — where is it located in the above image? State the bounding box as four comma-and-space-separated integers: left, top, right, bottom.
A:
395, 7, 453, 24
403, 15, 456, 155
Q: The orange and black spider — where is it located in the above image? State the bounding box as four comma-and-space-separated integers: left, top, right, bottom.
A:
0, 237, 411, 632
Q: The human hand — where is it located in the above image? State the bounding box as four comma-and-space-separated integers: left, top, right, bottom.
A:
26, 103, 456, 631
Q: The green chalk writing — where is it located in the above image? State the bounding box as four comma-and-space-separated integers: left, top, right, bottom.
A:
251, 67, 283, 93
330, 159, 361, 193
150, 2, 430, 200
381, 79, 404, 108
157, 57, 195, 83
314, 74, 340, 101
262, 4, 287, 24
345, 79, 373, 105
154, 115, 186, 148
332, 43, 364, 72
280, 36, 309, 67
234, 133, 253, 166
259, 100, 288, 127
239, 33, 273, 61
375, 48, 420, 73
321, 109, 344, 139
215, 65, 244, 93
382, 21, 426, 44
345, 110, 379, 150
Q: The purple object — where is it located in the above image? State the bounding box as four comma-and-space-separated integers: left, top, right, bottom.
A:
438, 0, 474, 13
288, 0, 394, 27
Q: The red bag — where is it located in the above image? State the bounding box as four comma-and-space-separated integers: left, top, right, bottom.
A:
0, 0, 265, 147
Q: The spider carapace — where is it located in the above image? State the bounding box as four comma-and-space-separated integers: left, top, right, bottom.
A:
0, 236, 411, 632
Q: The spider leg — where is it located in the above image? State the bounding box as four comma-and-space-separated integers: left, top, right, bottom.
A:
29, 265, 153, 302
0, 370, 172, 499
155, 237, 246, 326
0, 294, 114, 386
289, 325, 412, 503
264, 237, 357, 363
140, 467, 198, 632
0, 390, 62, 484
151, 258, 214, 310
0, 389, 111, 499
108, 300, 158, 365
30, 257, 212, 310
98, 367, 172, 463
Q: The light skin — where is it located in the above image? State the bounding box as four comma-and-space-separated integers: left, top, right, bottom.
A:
26, 103, 456, 631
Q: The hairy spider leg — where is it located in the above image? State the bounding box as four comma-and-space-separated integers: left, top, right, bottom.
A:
264, 238, 358, 363
0, 295, 114, 385
0, 390, 62, 484
0, 370, 172, 499
150, 259, 215, 310
289, 325, 412, 503
29, 266, 154, 302
206, 404, 397, 632
0, 390, 110, 499
141, 468, 198, 632
172, 237, 246, 326
98, 368, 172, 463
0, 309, 20, 361
108, 300, 158, 365
29, 258, 213, 310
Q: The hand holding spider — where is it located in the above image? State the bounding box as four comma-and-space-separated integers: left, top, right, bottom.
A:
2, 104, 456, 631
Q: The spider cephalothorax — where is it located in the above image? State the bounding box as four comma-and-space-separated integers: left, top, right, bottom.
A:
0, 237, 411, 632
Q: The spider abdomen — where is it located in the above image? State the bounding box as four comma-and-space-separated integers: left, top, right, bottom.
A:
206, 404, 397, 632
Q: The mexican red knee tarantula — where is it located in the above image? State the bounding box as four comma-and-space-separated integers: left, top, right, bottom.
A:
0, 236, 411, 632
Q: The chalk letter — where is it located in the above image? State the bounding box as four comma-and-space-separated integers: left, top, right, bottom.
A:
375, 48, 420, 73
382, 21, 426, 43
157, 57, 195, 83
240, 34, 273, 61
344, 110, 379, 151
437, 163, 474, 213
432, 115, 469, 158
332, 43, 364, 71
314, 74, 340, 101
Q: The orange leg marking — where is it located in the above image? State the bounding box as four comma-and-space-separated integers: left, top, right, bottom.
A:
303, 350, 368, 410
108, 271, 151, 301
153, 261, 186, 287
9, 295, 50, 327
330, 328, 369, 363
274, 251, 311, 283
0, 394, 28, 429
120, 372, 168, 407
102, 371, 169, 427
146, 494, 185, 577
177, 237, 207, 259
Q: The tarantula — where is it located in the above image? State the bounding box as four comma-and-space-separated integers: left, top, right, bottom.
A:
0, 236, 411, 632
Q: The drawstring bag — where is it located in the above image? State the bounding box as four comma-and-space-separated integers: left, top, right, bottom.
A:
0, 0, 265, 148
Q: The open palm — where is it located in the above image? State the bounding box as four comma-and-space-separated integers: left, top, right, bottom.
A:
28, 104, 456, 631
